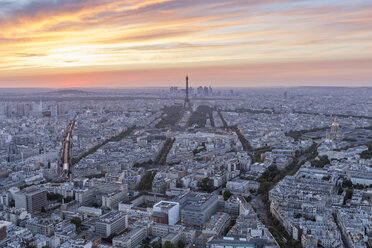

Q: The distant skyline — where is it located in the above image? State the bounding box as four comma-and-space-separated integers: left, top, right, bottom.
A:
0, 0, 371, 87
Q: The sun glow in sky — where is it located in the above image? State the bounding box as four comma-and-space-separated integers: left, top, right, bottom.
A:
0, 0, 371, 87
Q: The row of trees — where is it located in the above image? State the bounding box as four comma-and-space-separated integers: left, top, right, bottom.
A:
257, 144, 326, 248
340, 178, 354, 205
71, 126, 136, 165
335, 141, 372, 159
285, 127, 327, 141
133, 160, 154, 168
154, 138, 175, 165
217, 110, 228, 127
47, 192, 74, 203
137, 170, 157, 191
156, 105, 184, 128
134, 138, 176, 168
187, 105, 215, 128
266, 210, 302, 248
257, 156, 299, 194
258, 143, 320, 195
231, 126, 253, 151
226, 108, 274, 115
311, 155, 330, 168
360, 141, 372, 159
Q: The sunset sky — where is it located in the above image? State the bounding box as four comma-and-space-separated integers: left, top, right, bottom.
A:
0, 0, 371, 88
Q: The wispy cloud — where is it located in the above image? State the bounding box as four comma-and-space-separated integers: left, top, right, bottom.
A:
0, 0, 371, 86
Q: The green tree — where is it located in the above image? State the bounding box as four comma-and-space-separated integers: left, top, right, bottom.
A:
258, 181, 272, 194
342, 179, 353, 188
311, 155, 330, 168
322, 175, 331, 181
137, 170, 157, 191
70, 217, 82, 230
103, 233, 117, 243
244, 196, 252, 202
288, 240, 302, 248
223, 190, 232, 201
187, 105, 215, 128
64, 196, 74, 203
360, 141, 372, 159
47, 192, 63, 201
163, 241, 176, 248
177, 240, 185, 248
343, 188, 354, 205
156, 105, 184, 128
152, 241, 161, 248
92, 202, 100, 208
154, 138, 175, 165
200, 178, 214, 192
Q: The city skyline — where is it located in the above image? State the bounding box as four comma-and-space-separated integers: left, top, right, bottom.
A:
0, 0, 371, 87
0, 85, 371, 248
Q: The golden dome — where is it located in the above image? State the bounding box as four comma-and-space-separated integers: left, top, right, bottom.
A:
331, 117, 339, 127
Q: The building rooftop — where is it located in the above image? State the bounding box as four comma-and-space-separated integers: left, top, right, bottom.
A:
18, 186, 45, 195
177, 192, 218, 211
153, 201, 178, 210
97, 210, 125, 224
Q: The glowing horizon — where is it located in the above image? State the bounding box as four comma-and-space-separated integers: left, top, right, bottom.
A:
0, 0, 371, 87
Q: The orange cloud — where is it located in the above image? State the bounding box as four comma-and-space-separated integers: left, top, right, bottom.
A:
1, 58, 371, 88
0, 0, 371, 87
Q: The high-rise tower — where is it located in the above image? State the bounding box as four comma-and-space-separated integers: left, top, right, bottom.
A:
184, 75, 191, 110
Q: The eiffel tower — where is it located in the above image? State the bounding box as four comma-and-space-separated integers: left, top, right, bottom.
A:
184, 75, 191, 110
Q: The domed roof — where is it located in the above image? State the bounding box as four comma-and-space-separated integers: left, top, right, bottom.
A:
331, 117, 339, 127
